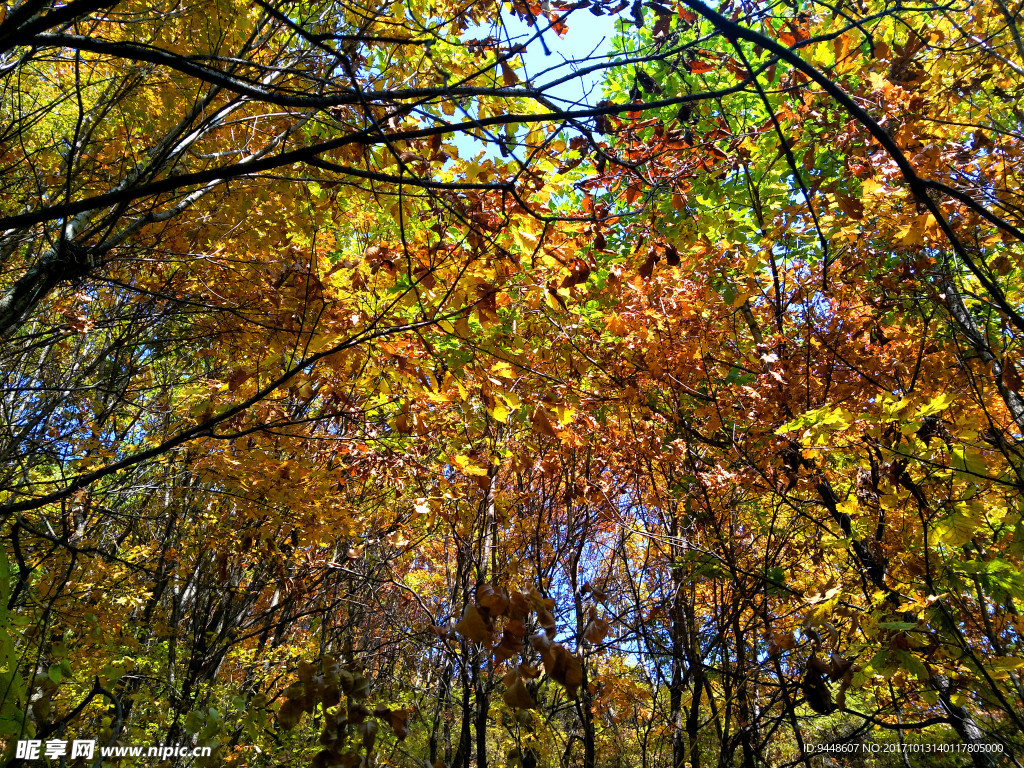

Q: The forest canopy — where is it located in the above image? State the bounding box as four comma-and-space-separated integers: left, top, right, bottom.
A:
2, 0, 1024, 765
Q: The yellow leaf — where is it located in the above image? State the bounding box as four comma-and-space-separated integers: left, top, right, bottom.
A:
498, 389, 521, 409
554, 404, 574, 426
453, 454, 489, 476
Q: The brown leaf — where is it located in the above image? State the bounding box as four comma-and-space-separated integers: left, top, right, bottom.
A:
586, 582, 608, 601
322, 682, 341, 709
494, 620, 526, 662
828, 652, 854, 682
398, 151, 427, 166
500, 60, 520, 86
350, 675, 371, 700
537, 607, 557, 636
636, 69, 662, 94
502, 672, 537, 709
560, 258, 592, 288
834, 192, 864, 219
509, 590, 530, 620
546, 281, 568, 311
278, 699, 304, 730
530, 630, 554, 662
548, 645, 584, 698
530, 407, 558, 438
594, 100, 615, 135
378, 707, 410, 739
528, 586, 555, 611
477, 584, 510, 617
359, 719, 379, 750
801, 666, 834, 714
807, 654, 831, 675
652, 9, 671, 38
454, 603, 493, 644
1004, 358, 1024, 393
361, 245, 385, 263
662, 243, 679, 266
227, 368, 250, 392
519, 663, 541, 678
395, 410, 412, 434
769, 631, 796, 654
630, 0, 644, 27
638, 254, 658, 279
583, 617, 610, 644
283, 681, 305, 701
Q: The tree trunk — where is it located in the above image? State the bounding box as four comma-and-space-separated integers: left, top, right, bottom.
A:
931, 675, 997, 768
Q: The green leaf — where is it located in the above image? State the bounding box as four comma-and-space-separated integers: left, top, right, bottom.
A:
895, 651, 930, 681
878, 621, 918, 631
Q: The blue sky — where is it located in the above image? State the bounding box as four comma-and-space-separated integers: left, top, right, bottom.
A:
452, 7, 625, 158
500, 8, 623, 108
